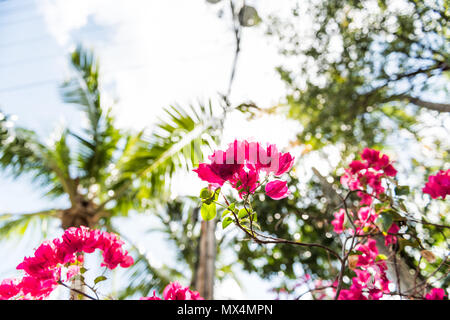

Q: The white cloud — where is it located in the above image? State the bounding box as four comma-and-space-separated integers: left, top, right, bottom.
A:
38, 0, 290, 130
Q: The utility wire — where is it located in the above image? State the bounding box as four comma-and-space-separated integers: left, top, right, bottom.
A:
0, 64, 146, 94
0, 0, 34, 12
0, 14, 40, 26
0, 22, 123, 49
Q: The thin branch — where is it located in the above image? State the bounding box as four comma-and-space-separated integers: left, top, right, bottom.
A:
398, 95, 450, 113
225, 196, 343, 262
58, 280, 98, 300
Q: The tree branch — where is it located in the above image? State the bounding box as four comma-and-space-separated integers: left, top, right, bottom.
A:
400, 95, 450, 113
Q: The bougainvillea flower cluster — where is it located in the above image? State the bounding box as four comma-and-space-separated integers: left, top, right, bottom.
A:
193, 140, 294, 200
0, 226, 134, 300
422, 169, 450, 200
340, 148, 397, 205
332, 149, 399, 300
424, 288, 447, 300
331, 206, 400, 246
140, 281, 203, 300
329, 148, 448, 300
338, 239, 390, 300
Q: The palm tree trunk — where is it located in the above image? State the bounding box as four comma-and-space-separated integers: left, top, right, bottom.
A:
193, 219, 216, 300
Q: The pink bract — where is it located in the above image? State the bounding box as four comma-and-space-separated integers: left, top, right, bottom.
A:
194, 140, 294, 199
423, 169, 450, 200
1, 226, 134, 300
141, 282, 203, 300
265, 180, 290, 200
425, 288, 447, 300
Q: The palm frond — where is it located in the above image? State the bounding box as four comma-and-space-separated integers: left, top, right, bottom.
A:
60, 45, 121, 185
100, 101, 220, 213
0, 210, 61, 240
0, 114, 77, 203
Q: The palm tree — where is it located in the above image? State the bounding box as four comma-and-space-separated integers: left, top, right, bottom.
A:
0, 45, 220, 298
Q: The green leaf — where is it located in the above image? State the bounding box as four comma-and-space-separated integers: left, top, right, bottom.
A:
200, 187, 211, 200
221, 209, 230, 218
238, 208, 249, 219
395, 185, 410, 196
374, 201, 389, 212
222, 216, 233, 229
376, 254, 388, 261
201, 202, 217, 221
212, 188, 221, 201
94, 276, 107, 285
238, 5, 261, 27
80, 267, 88, 274
227, 202, 236, 212
375, 211, 393, 233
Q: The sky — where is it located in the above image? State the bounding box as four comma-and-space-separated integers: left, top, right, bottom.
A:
0, 0, 303, 299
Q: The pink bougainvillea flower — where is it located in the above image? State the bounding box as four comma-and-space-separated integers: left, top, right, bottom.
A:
265, 180, 290, 200
194, 141, 245, 186
424, 288, 447, 300
140, 291, 162, 300
331, 209, 346, 234
349, 160, 368, 174
140, 283, 203, 301
340, 169, 362, 190
340, 149, 397, 205
353, 269, 371, 288
383, 164, 397, 177
355, 238, 379, 267
0, 278, 21, 300
249, 143, 280, 173
192, 163, 228, 186
361, 148, 380, 164
163, 282, 203, 300
275, 152, 295, 176
384, 223, 400, 246
230, 166, 260, 196
357, 206, 376, 224
194, 140, 294, 200
2, 226, 134, 300
19, 276, 57, 300
422, 169, 450, 200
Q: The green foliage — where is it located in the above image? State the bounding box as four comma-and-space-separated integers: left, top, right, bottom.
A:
267, 0, 449, 150
222, 216, 233, 229
201, 202, 217, 221
375, 211, 394, 233
231, 174, 341, 281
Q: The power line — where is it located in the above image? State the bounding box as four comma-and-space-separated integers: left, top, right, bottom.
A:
0, 22, 123, 49
0, 14, 41, 26
0, 53, 65, 68
0, 6, 35, 18
0, 64, 147, 94
0, 0, 35, 12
